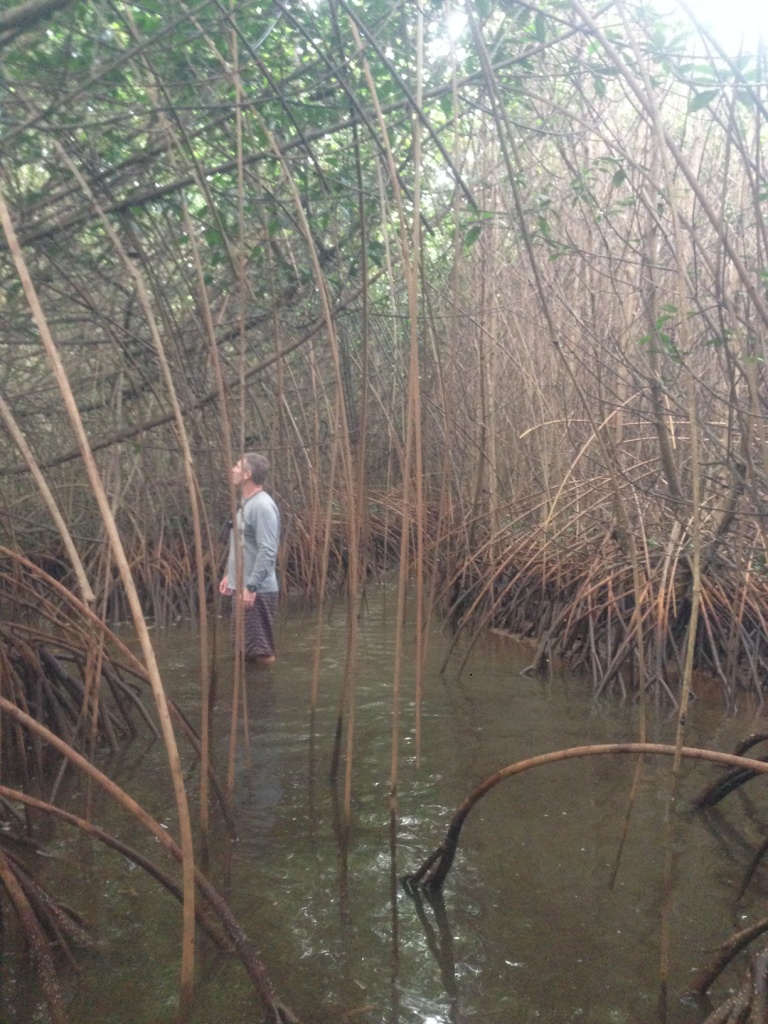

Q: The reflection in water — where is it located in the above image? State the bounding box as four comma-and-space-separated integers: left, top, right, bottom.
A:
237, 671, 281, 846
330, 778, 350, 927
8, 594, 768, 1024
406, 886, 461, 1022
390, 809, 401, 1024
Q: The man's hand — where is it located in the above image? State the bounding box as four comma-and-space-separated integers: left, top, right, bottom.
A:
219, 576, 233, 596
241, 589, 257, 607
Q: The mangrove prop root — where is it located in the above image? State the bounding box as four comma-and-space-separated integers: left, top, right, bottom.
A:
0, 850, 68, 1024
443, 530, 768, 707
402, 743, 768, 892
1, 593, 231, 834
0, 699, 303, 1023
0, 785, 230, 952
165, 694, 236, 837
1, 844, 94, 963
98, 660, 157, 737
692, 735, 768, 808
8, 852, 94, 951
692, 916, 768, 995
692, 763, 768, 810
733, 734, 768, 757
701, 946, 768, 1024
739, 834, 768, 901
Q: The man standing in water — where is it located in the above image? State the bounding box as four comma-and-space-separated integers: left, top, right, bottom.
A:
219, 452, 280, 666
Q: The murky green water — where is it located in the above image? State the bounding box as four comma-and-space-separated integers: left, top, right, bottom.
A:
7, 586, 768, 1024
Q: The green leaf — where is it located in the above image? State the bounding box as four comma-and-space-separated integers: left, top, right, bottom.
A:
593, 75, 606, 99
367, 239, 385, 268
735, 91, 755, 109
688, 89, 718, 112
612, 168, 626, 187
515, 6, 531, 27
658, 332, 681, 361
733, 54, 754, 71
534, 11, 546, 42
464, 224, 482, 248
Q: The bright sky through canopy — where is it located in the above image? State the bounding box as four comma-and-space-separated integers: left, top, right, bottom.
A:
679, 0, 768, 52
432, 3, 768, 58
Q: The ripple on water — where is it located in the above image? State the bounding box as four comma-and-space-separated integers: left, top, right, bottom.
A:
17, 596, 768, 1024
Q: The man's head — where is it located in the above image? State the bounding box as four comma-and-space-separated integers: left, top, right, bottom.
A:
233, 452, 269, 488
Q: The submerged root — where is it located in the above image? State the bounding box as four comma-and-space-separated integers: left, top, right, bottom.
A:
404, 744, 768, 893
690, 738, 768, 1005
0, 552, 285, 1017
0, 848, 73, 1024
701, 946, 768, 1024
692, 735, 768, 809
1, 699, 304, 1024
691, 917, 768, 997
407, 742, 768, 1023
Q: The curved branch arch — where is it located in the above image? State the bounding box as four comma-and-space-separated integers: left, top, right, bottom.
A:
403, 743, 768, 892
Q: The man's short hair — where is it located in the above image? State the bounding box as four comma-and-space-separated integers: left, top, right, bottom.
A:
242, 452, 269, 485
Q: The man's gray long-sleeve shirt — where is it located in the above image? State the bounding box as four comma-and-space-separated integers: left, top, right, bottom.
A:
226, 490, 280, 593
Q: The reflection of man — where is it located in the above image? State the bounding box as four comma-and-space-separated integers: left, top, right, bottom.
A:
219, 452, 280, 666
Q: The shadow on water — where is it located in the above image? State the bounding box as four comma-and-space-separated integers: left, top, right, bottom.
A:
6, 586, 768, 1024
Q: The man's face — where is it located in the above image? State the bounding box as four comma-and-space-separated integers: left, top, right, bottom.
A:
231, 460, 250, 488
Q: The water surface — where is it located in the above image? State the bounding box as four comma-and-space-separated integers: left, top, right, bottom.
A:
8, 588, 768, 1024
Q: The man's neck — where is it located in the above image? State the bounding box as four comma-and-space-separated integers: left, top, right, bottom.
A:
241, 482, 262, 501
